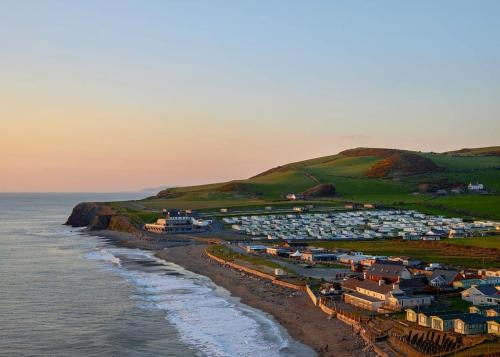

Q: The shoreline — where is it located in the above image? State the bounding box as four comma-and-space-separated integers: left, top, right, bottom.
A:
83, 229, 372, 357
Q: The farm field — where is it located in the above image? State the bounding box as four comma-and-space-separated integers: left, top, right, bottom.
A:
138, 147, 500, 219
313, 237, 500, 269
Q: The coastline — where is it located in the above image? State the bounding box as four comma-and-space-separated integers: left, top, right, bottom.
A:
84, 229, 372, 357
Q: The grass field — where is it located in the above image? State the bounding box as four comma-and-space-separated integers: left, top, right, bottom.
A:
106, 147, 500, 228
206, 245, 295, 273
313, 237, 500, 268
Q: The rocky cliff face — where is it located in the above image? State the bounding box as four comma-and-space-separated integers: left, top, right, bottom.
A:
65, 202, 140, 234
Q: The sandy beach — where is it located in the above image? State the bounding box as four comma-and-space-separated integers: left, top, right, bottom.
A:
88, 229, 372, 357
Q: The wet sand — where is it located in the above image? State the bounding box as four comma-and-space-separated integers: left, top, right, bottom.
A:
88, 230, 372, 356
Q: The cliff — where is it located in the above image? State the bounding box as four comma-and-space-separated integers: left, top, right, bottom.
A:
65, 202, 140, 234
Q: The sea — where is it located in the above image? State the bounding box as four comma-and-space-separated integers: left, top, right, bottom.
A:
0, 193, 315, 357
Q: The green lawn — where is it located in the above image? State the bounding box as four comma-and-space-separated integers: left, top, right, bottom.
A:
442, 236, 500, 249
306, 156, 381, 178
427, 194, 500, 220
313, 238, 500, 268
206, 245, 295, 273
422, 153, 500, 170
436, 296, 472, 313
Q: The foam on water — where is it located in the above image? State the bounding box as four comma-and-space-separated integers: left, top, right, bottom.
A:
84, 246, 314, 357
85, 249, 122, 266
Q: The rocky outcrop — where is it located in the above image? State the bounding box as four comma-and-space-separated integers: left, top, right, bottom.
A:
65, 202, 140, 234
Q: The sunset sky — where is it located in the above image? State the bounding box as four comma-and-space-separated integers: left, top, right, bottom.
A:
1, 1, 499, 192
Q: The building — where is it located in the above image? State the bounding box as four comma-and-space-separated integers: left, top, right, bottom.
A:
301, 251, 338, 262
144, 212, 210, 234
454, 277, 500, 289
430, 313, 465, 332
469, 305, 500, 317
406, 307, 454, 325
245, 245, 267, 253
448, 228, 467, 238
421, 230, 441, 241
487, 319, 500, 335
429, 269, 462, 289
343, 278, 432, 312
461, 284, 500, 306
418, 311, 434, 327
479, 269, 500, 278
468, 182, 484, 191
406, 308, 419, 323
399, 277, 429, 294
454, 314, 500, 335
342, 279, 393, 311
365, 262, 411, 284
266, 247, 290, 257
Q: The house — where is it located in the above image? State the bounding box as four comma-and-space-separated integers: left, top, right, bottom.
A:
406, 308, 419, 323
421, 230, 441, 241
448, 228, 467, 238
430, 313, 466, 332
403, 234, 421, 241
461, 284, 500, 306
468, 182, 484, 191
301, 252, 338, 262
429, 269, 462, 289
478, 269, 500, 278
454, 277, 500, 289
144, 214, 210, 234
342, 278, 393, 311
365, 262, 411, 284
266, 247, 290, 257
386, 291, 433, 310
363, 203, 374, 209
469, 305, 500, 317
343, 278, 432, 312
487, 319, 500, 335
398, 276, 429, 294
418, 311, 434, 327
454, 314, 500, 335
289, 250, 302, 259
245, 245, 267, 253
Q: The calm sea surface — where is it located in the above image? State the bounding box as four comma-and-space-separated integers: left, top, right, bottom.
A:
0, 193, 314, 357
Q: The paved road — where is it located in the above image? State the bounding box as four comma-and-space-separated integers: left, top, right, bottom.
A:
227, 244, 351, 280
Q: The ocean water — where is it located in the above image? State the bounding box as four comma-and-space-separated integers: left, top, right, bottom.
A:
0, 193, 314, 357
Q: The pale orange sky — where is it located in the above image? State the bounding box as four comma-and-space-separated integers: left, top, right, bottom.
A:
1, 1, 499, 192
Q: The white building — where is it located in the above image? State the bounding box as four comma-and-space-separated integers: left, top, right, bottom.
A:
468, 182, 484, 191
461, 284, 500, 306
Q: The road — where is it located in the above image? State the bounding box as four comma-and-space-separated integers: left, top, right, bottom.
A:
227, 243, 351, 280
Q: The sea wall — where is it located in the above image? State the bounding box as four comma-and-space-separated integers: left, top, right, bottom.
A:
205, 250, 305, 291
305, 285, 319, 306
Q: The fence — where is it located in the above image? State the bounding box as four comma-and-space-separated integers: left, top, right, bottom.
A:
305, 284, 319, 306
205, 249, 305, 291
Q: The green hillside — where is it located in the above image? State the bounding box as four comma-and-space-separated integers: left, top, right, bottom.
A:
117, 147, 500, 221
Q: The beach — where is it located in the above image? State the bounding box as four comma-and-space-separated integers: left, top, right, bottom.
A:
93, 230, 371, 357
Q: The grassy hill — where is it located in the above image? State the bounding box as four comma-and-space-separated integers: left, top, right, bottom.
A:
117, 146, 500, 221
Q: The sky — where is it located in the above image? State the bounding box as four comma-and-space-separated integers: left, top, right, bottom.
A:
1, 0, 499, 192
